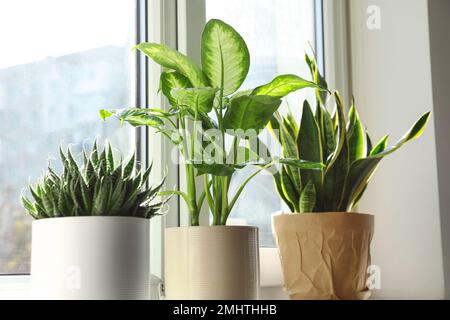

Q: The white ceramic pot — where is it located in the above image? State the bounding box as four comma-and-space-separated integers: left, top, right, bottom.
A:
165, 226, 260, 300
31, 216, 150, 300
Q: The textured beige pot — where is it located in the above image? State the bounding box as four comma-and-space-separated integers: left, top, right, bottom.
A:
272, 212, 374, 300
165, 226, 260, 300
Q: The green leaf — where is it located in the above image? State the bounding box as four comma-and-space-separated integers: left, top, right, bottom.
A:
371, 112, 431, 158
347, 105, 365, 164
305, 53, 329, 105
101, 108, 165, 128
201, 19, 250, 96
106, 143, 115, 173
171, 87, 219, 113
322, 92, 349, 211
280, 166, 299, 212
190, 162, 236, 176
340, 157, 381, 211
276, 158, 324, 170
321, 105, 336, 162
279, 120, 302, 193
223, 95, 282, 133
160, 71, 192, 106
299, 180, 316, 213
99, 109, 112, 121
252, 74, 321, 97
134, 42, 207, 87
365, 130, 373, 156
123, 153, 135, 179
369, 135, 389, 156
298, 100, 323, 190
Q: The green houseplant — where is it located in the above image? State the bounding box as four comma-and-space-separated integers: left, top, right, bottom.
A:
101, 19, 323, 300
23, 140, 165, 299
270, 54, 431, 300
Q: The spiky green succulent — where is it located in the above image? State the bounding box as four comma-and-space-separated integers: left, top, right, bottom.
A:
269, 54, 431, 213
21, 140, 165, 219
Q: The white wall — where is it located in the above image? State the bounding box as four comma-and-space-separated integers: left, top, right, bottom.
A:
348, 0, 445, 298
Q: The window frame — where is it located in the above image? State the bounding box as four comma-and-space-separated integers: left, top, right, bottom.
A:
0, 0, 169, 295
0, 0, 341, 299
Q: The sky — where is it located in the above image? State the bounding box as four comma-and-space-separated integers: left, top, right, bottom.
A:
0, 0, 134, 69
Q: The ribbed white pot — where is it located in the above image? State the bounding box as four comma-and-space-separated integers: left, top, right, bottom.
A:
31, 216, 150, 300
165, 226, 260, 300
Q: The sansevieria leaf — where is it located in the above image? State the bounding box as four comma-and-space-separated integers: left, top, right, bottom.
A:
298, 101, 323, 190
347, 105, 365, 164
201, 19, 250, 96
370, 112, 431, 158
299, 180, 316, 213
322, 92, 349, 211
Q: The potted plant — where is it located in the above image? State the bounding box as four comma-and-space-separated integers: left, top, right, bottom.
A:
21, 140, 165, 299
268, 54, 431, 299
101, 19, 323, 299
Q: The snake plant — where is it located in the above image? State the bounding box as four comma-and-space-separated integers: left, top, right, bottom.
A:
100, 19, 323, 225
21, 140, 165, 219
268, 54, 431, 213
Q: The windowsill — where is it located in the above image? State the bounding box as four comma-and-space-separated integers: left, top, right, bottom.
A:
0, 275, 31, 299
0, 248, 286, 300
0, 274, 287, 300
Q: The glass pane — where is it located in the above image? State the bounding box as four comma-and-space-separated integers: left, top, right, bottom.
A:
205, 0, 317, 247
0, 0, 136, 273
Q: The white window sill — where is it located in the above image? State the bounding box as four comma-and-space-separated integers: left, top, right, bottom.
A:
0, 275, 31, 300
0, 248, 287, 300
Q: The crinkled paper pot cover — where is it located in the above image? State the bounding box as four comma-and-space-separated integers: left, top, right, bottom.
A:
273, 212, 374, 300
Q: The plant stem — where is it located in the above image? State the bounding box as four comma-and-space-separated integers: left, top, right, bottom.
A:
220, 176, 229, 225
179, 113, 199, 225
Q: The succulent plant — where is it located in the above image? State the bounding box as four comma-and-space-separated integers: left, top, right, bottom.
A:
269, 54, 431, 213
21, 140, 165, 219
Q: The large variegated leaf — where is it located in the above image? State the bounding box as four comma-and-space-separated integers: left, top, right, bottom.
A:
252, 74, 320, 97
171, 87, 218, 113
223, 95, 282, 132
100, 108, 165, 128
135, 42, 207, 87
160, 71, 191, 106
298, 101, 323, 190
191, 163, 235, 176
201, 19, 249, 96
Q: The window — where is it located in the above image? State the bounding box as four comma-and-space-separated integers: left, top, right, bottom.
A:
205, 0, 321, 246
0, 0, 136, 274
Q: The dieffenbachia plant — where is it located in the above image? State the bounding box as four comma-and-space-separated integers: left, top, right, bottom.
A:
21, 140, 165, 219
268, 54, 431, 213
100, 19, 323, 225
